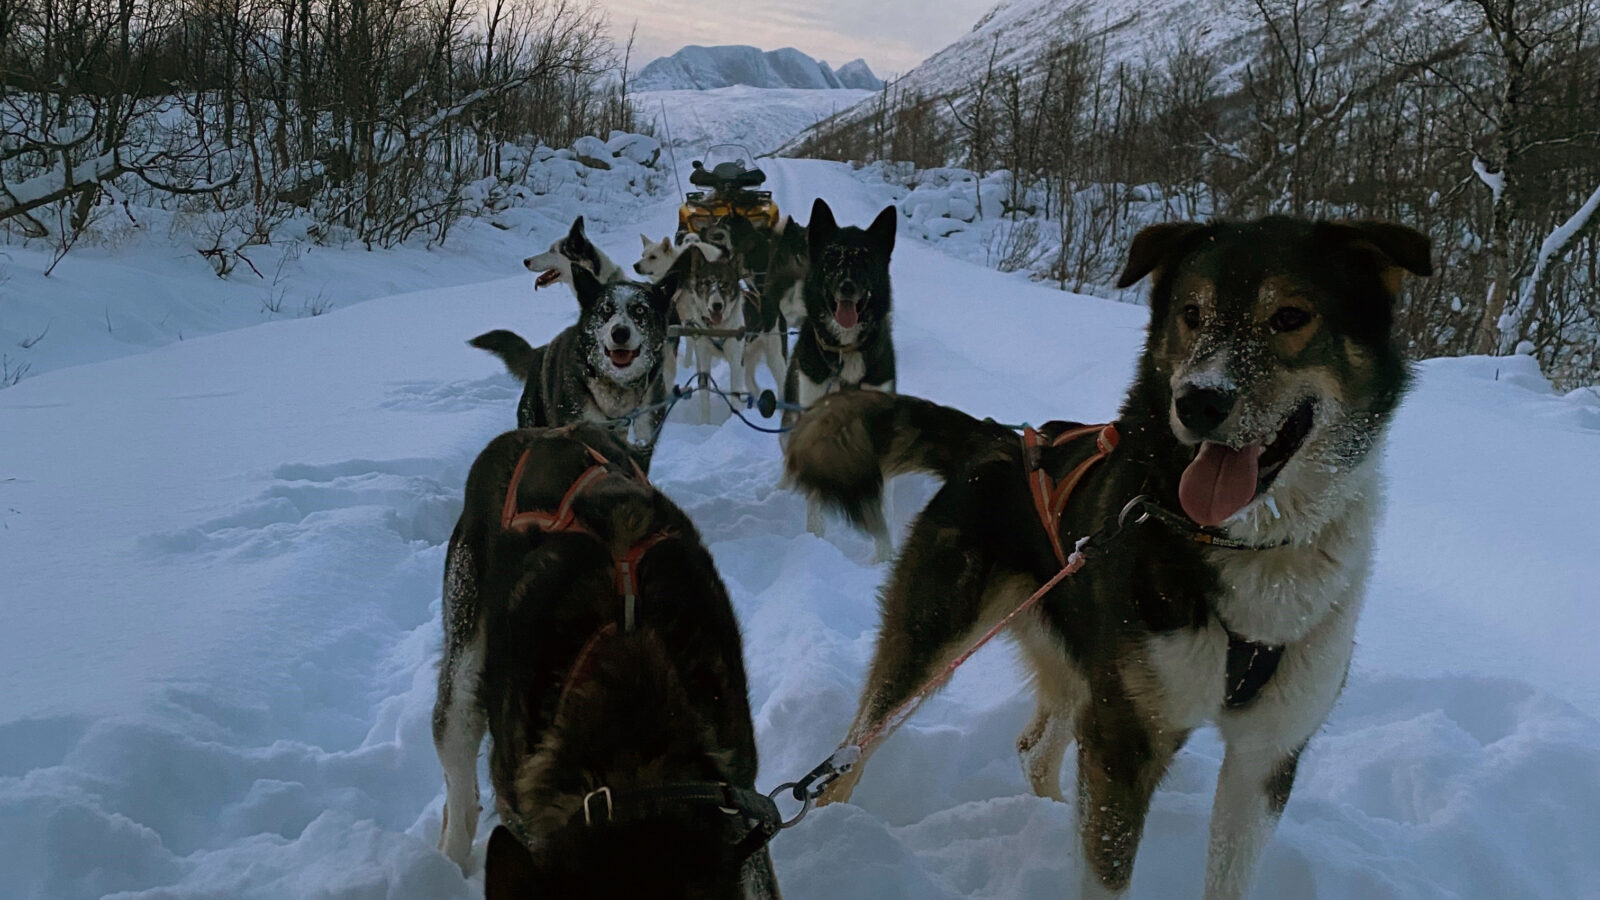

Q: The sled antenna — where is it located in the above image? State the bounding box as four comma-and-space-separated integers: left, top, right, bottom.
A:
659, 99, 685, 197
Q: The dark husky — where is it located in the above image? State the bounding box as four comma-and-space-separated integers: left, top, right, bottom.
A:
762, 216, 808, 329
433, 424, 782, 899
782, 199, 899, 560
783, 216, 1430, 900
523, 215, 626, 294
470, 266, 677, 472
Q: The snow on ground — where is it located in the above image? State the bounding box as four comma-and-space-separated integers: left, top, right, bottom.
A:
3, 157, 1600, 900
637, 86, 874, 156
0, 133, 668, 387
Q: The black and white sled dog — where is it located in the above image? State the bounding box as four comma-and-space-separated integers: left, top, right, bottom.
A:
470, 265, 678, 472
782, 216, 1432, 900
782, 199, 899, 561
524, 215, 626, 294
434, 424, 783, 899
763, 216, 809, 328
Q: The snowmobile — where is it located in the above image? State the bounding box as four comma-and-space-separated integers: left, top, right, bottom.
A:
676, 144, 780, 242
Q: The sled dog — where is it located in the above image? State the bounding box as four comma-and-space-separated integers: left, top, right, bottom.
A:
434, 424, 782, 899
782, 216, 1431, 900
666, 243, 751, 424
782, 198, 899, 561
470, 266, 677, 472
524, 215, 626, 295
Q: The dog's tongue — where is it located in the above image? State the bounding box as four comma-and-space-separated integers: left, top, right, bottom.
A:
608, 348, 638, 367
1178, 442, 1263, 527
536, 268, 560, 288
834, 300, 859, 329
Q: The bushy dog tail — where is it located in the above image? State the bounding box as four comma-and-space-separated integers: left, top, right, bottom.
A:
783, 391, 1013, 531
469, 329, 537, 381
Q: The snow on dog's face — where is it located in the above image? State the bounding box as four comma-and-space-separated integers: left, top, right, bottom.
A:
1119, 217, 1431, 533
524, 216, 602, 291
669, 245, 743, 329
572, 266, 673, 385
805, 199, 896, 344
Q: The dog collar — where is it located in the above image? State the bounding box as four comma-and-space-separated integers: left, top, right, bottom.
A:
1117, 496, 1292, 551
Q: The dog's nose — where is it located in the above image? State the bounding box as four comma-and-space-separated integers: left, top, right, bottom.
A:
611, 326, 631, 345
1174, 386, 1237, 437
838, 280, 860, 300
710, 300, 723, 311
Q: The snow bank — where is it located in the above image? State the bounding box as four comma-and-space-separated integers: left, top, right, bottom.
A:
0, 133, 668, 387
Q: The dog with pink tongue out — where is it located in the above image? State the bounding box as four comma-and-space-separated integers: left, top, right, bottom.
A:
781, 215, 1431, 900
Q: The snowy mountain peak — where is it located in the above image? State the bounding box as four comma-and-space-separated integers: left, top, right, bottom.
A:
635, 45, 878, 91
835, 59, 885, 91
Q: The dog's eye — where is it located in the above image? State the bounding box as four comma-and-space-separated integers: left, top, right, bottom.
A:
1269, 307, 1312, 333
630, 304, 646, 316
1181, 304, 1201, 329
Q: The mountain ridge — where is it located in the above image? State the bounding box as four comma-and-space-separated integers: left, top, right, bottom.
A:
636, 45, 883, 91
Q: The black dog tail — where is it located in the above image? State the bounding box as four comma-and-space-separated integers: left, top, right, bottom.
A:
783, 391, 1014, 531
469, 329, 537, 381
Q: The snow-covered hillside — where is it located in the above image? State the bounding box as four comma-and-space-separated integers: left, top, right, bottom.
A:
2, 154, 1598, 899
0, 133, 668, 386
636, 45, 881, 91
637, 86, 875, 155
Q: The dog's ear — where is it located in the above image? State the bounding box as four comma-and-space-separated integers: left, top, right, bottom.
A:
640, 233, 653, 249
867, 204, 897, 255
572, 263, 603, 312
1116, 222, 1209, 289
567, 215, 589, 248
651, 264, 682, 311
809, 199, 838, 254
1318, 220, 1433, 293
485, 825, 541, 900
664, 243, 702, 282
659, 236, 672, 252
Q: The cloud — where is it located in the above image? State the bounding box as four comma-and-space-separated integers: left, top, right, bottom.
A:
602, 0, 993, 77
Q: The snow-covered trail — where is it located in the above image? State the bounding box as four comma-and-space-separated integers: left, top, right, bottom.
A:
2, 157, 1598, 899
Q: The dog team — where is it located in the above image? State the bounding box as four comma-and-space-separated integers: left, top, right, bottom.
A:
433, 198, 1432, 898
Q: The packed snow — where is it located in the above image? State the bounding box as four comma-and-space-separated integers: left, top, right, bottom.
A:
2, 155, 1599, 900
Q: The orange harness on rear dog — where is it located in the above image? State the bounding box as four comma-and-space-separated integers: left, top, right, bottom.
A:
1020, 423, 1120, 567
501, 441, 675, 632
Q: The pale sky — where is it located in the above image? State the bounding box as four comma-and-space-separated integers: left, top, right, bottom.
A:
601, 0, 997, 79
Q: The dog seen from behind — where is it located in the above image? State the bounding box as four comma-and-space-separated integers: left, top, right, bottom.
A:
783, 198, 899, 560
470, 266, 678, 472
782, 216, 1431, 900
434, 424, 782, 899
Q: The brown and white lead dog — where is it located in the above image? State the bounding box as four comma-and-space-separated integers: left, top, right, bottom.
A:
783, 216, 1431, 899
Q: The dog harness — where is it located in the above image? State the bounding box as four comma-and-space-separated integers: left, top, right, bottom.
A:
501, 440, 674, 632
1020, 423, 1121, 568
1020, 423, 1284, 709
501, 439, 785, 860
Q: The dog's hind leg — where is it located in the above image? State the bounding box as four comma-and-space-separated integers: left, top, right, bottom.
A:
1013, 622, 1086, 802
817, 510, 1007, 806
434, 530, 488, 871
1075, 692, 1188, 899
